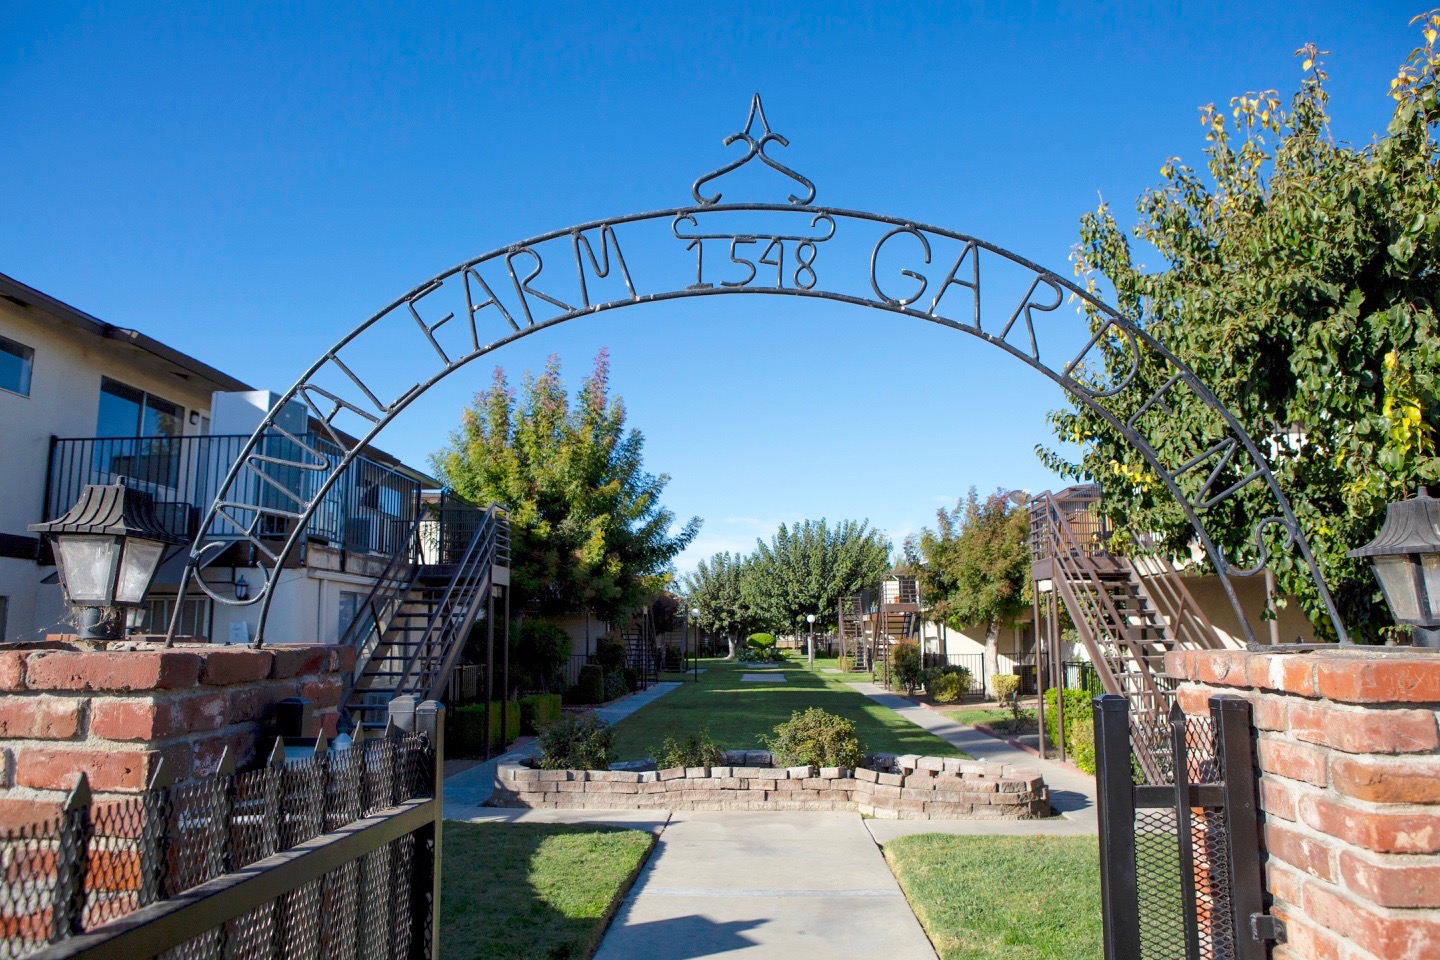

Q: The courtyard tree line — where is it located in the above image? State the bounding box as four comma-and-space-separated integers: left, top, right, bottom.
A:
684, 518, 891, 653
1045, 19, 1440, 641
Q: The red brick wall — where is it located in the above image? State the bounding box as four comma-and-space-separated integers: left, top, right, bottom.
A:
0, 638, 354, 831
1169, 648, 1440, 960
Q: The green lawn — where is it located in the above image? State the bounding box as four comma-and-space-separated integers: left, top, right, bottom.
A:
439, 822, 654, 960
610, 658, 969, 760
884, 835, 1102, 960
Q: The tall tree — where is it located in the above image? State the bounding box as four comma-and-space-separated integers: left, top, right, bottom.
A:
746, 519, 892, 636
432, 350, 700, 620
1043, 22, 1440, 641
683, 551, 757, 658
906, 489, 1030, 680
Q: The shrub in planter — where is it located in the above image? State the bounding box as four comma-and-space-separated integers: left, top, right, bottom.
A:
993, 673, 1021, 704
622, 667, 640, 692
764, 707, 864, 768
656, 729, 725, 769
928, 671, 963, 703
569, 664, 606, 705
603, 670, 627, 702
519, 693, 562, 734
536, 712, 613, 770
594, 635, 626, 673
891, 640, 924, 692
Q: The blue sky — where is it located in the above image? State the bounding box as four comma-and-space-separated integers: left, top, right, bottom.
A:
0, 1, 1419, 574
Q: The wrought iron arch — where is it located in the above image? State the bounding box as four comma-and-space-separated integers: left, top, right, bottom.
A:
169, 95, 1350, 647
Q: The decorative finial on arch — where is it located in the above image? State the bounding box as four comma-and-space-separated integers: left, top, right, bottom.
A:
691, 94, 817, 207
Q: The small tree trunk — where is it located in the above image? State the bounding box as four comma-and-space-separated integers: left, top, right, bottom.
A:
726, 634, 736, 660
983, 619, 1000, 696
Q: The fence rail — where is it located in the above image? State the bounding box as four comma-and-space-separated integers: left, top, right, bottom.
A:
1, 701, 443, 960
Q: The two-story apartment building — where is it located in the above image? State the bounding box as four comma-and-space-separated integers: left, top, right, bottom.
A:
0, 271, 439, 646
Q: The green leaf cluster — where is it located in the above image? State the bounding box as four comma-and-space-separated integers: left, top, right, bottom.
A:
905, 488, 1031, 633
432, 349, 700, 621
1044, 20, 1440, 641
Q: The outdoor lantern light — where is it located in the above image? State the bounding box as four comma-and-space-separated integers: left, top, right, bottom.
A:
1349, 487, 1440, 649
234, 574, 249, 601
30, 480, 185, 641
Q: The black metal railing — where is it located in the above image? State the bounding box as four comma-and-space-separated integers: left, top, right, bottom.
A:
921, 652, 988, 696
46, 434, 422, 553
2, 700, 445, 960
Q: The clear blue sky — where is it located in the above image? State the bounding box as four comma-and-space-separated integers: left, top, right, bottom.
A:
0, 1, 1418, 574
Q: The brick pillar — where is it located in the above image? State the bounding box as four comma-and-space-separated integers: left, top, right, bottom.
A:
0, 638, 355, 830
1168, 648, 1440, 960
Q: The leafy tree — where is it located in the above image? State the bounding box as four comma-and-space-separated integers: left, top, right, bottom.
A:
432, 350, 700, 621
906, 489, 1031, 680
1042, 21, 1440, 642
746, 519, 892, 636
683, 551, 758, 658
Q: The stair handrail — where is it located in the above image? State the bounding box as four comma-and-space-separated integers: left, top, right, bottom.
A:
389, 503, 508, 701
339, 507, 428, 682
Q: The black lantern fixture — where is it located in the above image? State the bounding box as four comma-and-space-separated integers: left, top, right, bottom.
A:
30, 480, 185, 641
1348, 487, 1440, 649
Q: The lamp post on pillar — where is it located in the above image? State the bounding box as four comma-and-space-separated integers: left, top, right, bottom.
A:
806, 613, 816, 667
1349, 487, 1440, 649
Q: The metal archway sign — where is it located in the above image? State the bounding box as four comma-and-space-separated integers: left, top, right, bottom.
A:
168, 96, 1350, 647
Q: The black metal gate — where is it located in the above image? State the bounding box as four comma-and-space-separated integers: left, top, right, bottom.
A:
1093, 693, 1283, 960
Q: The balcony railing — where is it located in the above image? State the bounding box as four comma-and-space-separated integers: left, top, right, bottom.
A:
46, 434, 422, 555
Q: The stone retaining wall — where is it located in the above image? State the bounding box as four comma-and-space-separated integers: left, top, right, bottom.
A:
491, 751, 1049, 819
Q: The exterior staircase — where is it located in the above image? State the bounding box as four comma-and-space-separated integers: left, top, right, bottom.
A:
837, 578, 921, 683
342, 501, 510, 728
1028, 487, 1226, 782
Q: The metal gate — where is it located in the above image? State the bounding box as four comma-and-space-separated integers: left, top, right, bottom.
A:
1093, 693, 1284, 960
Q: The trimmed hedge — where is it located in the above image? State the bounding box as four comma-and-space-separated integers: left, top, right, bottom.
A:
1043, 687, 1097, 774
449, 701, 522, 757
519, 693, 563, 734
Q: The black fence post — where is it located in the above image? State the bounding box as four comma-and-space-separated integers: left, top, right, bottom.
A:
51, 774, 94, 940
413, 700, 445, 960
139, 759, 176, 907
1094, 694, 1141, 960
1212, 694, 1274, 959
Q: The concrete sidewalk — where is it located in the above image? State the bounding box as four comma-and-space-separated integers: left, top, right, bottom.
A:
443, 681, 681, 814
853, 682, 1098, 833
593, 811, 937, 960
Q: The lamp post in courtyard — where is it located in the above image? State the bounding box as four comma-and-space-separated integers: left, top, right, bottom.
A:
690, 606, 701, 682
807, 613, 816, 667
30, 480, 185, 642
1349, 487, 1440, 649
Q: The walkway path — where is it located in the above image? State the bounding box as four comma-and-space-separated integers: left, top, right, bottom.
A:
444, 681, 681, 813
592, 811, 937, 960
851, 682, 1098, 840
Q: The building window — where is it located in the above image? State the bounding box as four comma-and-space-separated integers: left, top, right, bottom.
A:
138, 594, 211, 638
338, 590, 367, 641
97, 376, 183, 438
0, 335, 33, 397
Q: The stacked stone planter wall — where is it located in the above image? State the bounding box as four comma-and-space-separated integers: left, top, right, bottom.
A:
491, 750, 1050, 819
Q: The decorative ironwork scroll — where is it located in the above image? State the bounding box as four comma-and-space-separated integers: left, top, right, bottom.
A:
170, 95, 1350, 647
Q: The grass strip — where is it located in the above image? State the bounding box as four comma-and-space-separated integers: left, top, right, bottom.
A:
609, 658, 969, 761
884, 834, 1102, 960
440, 822, 654, 960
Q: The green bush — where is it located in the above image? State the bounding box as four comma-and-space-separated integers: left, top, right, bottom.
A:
891, 640, 924, 692
1066, 708, 1097, 774
1043, 688, 1094, 750
514, 619, 572, 691
593, 635, 627, 673
622, 667, 640, 691
603, 670, 627, 701
569, 664, 606, 705
448, 702, 521, 757
747, 632, 776, 652
837, 655, 854, 673
764, 707, 864, 768
992, 673, 1021, 703
656, 729, 725, 769
536, 712, 614, 770
928, 672, 963, 703
518, 693, 562, 734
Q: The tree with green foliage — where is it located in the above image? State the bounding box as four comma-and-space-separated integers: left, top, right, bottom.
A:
906, 489, 1031, 680
746, 519, 892, 636
432, 350, 700, 621
1042, 19, 1440, 642
683, 551, 758, 658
